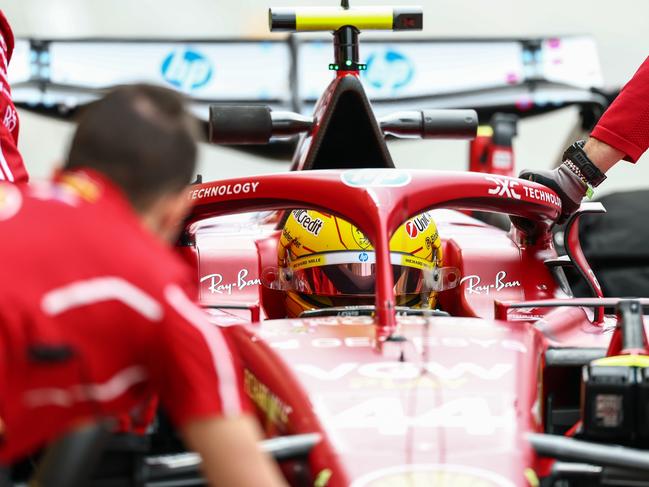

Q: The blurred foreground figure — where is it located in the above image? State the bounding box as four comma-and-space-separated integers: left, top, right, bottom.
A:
0, 11, 28, 183
0, 84, 286, 486
518, 56, 649, 223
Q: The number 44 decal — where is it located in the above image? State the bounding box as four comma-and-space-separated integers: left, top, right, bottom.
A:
316, 396, 514, 436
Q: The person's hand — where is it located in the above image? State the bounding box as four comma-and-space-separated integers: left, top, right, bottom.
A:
518, 163, 588, 224
509, 163, 587, 236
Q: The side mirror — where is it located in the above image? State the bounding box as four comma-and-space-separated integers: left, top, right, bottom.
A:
379, 109, 478, 140
209, 106, 313, 144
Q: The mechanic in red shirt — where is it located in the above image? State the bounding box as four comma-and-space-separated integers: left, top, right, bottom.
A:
520, 56, 649, 222
0, 85, 286, 486
0, 11, 28, 183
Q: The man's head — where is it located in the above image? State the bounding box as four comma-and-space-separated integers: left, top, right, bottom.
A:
65, 84, 199, 240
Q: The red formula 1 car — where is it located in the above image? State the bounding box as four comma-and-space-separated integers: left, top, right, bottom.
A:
146, 5, 649, 487
21, 4, 648, 487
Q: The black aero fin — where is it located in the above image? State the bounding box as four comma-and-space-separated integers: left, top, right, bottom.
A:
304, 76, 393, 170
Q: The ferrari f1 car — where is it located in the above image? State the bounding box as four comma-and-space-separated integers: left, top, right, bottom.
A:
18, 3, 649, 487
149, 5, 649, 487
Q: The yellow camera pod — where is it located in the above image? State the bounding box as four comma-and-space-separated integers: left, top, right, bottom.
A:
269, 6, 423, 32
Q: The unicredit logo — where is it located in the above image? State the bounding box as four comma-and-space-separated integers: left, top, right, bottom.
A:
405, 221, 418, 238
405, 213, 431, 239
293, 210, 324, 236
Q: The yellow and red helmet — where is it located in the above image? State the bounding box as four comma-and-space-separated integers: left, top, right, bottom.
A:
278, 209, 442, 317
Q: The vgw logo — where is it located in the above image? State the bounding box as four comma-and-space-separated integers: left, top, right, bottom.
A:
363, 48, 414, 92
161, 48, 213, 92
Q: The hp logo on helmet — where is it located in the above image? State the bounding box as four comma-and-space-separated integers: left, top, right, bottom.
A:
161, 48, 213, 92
358, 252, 369, 262
363, 48, 414, 92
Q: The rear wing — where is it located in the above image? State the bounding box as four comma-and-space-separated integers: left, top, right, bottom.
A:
9, 35, 607, 120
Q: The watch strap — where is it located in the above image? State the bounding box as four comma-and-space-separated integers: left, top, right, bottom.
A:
562, 140, 607, 187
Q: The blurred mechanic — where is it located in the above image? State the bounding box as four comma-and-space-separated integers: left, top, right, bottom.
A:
520, 56, 649, 223
0, 84, 286, 486
0, 11, 28, 183
278, 209, 443, 316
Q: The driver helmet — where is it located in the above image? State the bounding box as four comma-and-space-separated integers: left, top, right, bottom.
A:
278, 209, 442, 317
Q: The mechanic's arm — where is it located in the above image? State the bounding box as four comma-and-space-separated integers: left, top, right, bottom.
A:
519, 56, 649, 222
159, 284, 287, 487
0, 10, 28, 183
182, 415, 286, 487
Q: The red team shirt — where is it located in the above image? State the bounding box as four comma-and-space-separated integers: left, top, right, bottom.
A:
0, 170, 245, 463
0, 11, 28, 184
591, 56, 649, 162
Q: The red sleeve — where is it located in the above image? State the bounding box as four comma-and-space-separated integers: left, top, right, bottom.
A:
591, 56, 649, 163
155, 284, 248, 427
0, 11, 28, 183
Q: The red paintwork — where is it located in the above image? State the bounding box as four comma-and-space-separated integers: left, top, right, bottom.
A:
565, 215, 605, 323
180, 167, 629, 486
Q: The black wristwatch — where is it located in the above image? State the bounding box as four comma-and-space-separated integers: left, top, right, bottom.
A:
562, 140, 607, 187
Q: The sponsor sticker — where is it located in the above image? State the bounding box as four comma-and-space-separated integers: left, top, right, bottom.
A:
291, 254, 325, 271
281, 227, 302, 248
292, 210, 324, 236
401, 254, 434, 270
425, 231, 439, 250
318, 396, 514, 436
486, 175, 561, 207
297, 361, 512, 382
486, 175, 521, 199
243, 369, 292, 427
341, 169, 411, 188
200, 268, 261, 295
189, 181, 259, 200
351, 226, 371, 249
460, 271, 521, 295
404, 212, 432, 239
351, 464, 515, 487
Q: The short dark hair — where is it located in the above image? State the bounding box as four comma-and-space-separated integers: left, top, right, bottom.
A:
66, 84, 199, 211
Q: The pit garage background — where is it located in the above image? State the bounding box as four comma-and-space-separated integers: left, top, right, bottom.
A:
5, 0, 649, 196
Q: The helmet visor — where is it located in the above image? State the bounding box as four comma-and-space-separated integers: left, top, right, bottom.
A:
286, 251, 436, 297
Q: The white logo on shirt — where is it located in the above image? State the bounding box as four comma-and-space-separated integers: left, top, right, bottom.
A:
3, 106, 16, 132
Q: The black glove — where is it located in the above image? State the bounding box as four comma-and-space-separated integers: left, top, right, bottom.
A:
519, 163, 588, 225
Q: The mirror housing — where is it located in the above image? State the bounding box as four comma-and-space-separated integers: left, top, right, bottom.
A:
380, 109, 478, 140
209, 106, 313, 144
